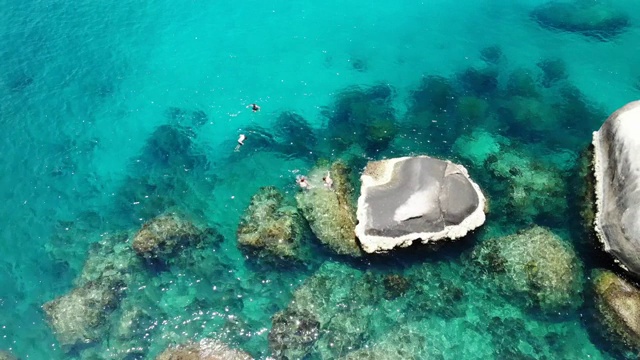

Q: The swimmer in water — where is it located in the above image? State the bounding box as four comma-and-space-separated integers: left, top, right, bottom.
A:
323, 171, 333, 189
247, 103, 260, 112
296, 175, 310, 190
234, 134, 246, 151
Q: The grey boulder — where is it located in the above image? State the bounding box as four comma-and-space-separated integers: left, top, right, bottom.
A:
593, 101, 640, 277
355, 156, 486, 253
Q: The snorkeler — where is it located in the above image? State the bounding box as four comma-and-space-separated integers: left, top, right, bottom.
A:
296, 175, 310, 190
234, 134, 246, 151
323, 171, 333, 189
247, 103, 260, 112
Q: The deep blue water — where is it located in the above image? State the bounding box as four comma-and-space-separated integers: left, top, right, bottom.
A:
1, 0, 640, 359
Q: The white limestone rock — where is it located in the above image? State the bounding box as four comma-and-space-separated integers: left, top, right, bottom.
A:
593, 100, 640, 276
355, 156, 486, 253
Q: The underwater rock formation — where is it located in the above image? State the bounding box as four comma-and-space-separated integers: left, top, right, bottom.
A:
0, 351, 18, 360
143, 124, 205, 170
155, 338, 253, 360
537, 58, 567, 87
269, 262, 385, 359
237, 186, 306, 259
340, 325, 427, 360
593, 101, 640, 278
41, 233, 146, 349
273, 111, 317, 158
296, 161, 362, 257
79, 233, 143, 286
531, 1, 629, 40
325, 85, 397, 153
43, 280, 122, 347
355, 156, 486, 253
132, 213, 206, 261
458, 131, 569, 223
269, 307, 320, 359
472, 226, 583, 312
592, 269, 640, 350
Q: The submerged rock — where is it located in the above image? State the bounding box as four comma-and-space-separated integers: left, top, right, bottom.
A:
43, 280, 122, 347
296, 161, 362, 256
477, 137, 569, 222
340, 325, 427, 360
237, 186, 305, 259
355, 156, 486, 253
592, 101, 640, 277
325, 85, 397, 153
268, 307, 320, 360
0, 351, 18, 360
155, 338, 252, 360
79, 233, 142, 286
592, 269, 640, 349
531, 1, 629, 40
472, 226, 583, 312
132, 213, 205, 261
269, 262, 384, 359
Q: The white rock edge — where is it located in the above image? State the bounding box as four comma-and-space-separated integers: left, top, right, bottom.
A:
592, 100, 640, 271
355, 156, 486, 253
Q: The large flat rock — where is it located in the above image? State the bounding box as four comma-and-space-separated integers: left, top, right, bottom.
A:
593, 101, 640, 277
355, 156, 486, 253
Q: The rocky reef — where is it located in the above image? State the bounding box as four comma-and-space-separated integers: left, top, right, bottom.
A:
340, 325, 427, 360
454, 130, 571, 225
43, 280, 123, 347
324, 85, 398, 153
237, 186, 306, 260
472, 226, 584, 312
592, 270, 640, 346
531, 1, 629, 40
42, 232, 146, 350
592, 269, 640, 350
156, 338, 252, 360
355, 156, 486, 253
295, 161, 362, 257
592, 101, 640, 278
132, 213, 208, 262
269, 262, 388, 359
0, 351, 18, 360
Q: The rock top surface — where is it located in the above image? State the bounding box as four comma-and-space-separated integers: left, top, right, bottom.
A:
355, 156, 486, 253
593, 101, 640, 277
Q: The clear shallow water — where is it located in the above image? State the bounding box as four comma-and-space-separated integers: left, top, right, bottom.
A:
1, 0, 639, 358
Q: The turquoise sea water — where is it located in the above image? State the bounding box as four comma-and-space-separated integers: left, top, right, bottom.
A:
1, 0, 640, 358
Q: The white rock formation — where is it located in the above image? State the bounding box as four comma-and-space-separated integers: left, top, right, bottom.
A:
593, 100, 640, 276
355, 156, 486, 253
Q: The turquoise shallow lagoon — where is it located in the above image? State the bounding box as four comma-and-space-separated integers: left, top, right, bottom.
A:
1, 0, 640, 358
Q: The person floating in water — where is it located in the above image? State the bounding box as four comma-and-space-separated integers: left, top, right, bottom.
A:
323, 171, 333, 189
234, 134, 246, 151
247, 103, 260, 112
296, 174, 310, 190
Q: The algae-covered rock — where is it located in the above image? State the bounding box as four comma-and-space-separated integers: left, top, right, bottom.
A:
132, 213, 205, 261
269, 262, 384, 359
43, 280, 122, 347
485, 146, 568, 221
268, 308, 320, 360
340, 325, 426, 360
531, 1, 629, 40
79, 233, 142, 286
0, 351, 18, 360
325, 85, 397, 153
155, 338, 252, 360
237, 186, 305, 259
593, 269, 640, 350
296, 161, 362, 256
473, 226, 583, 312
